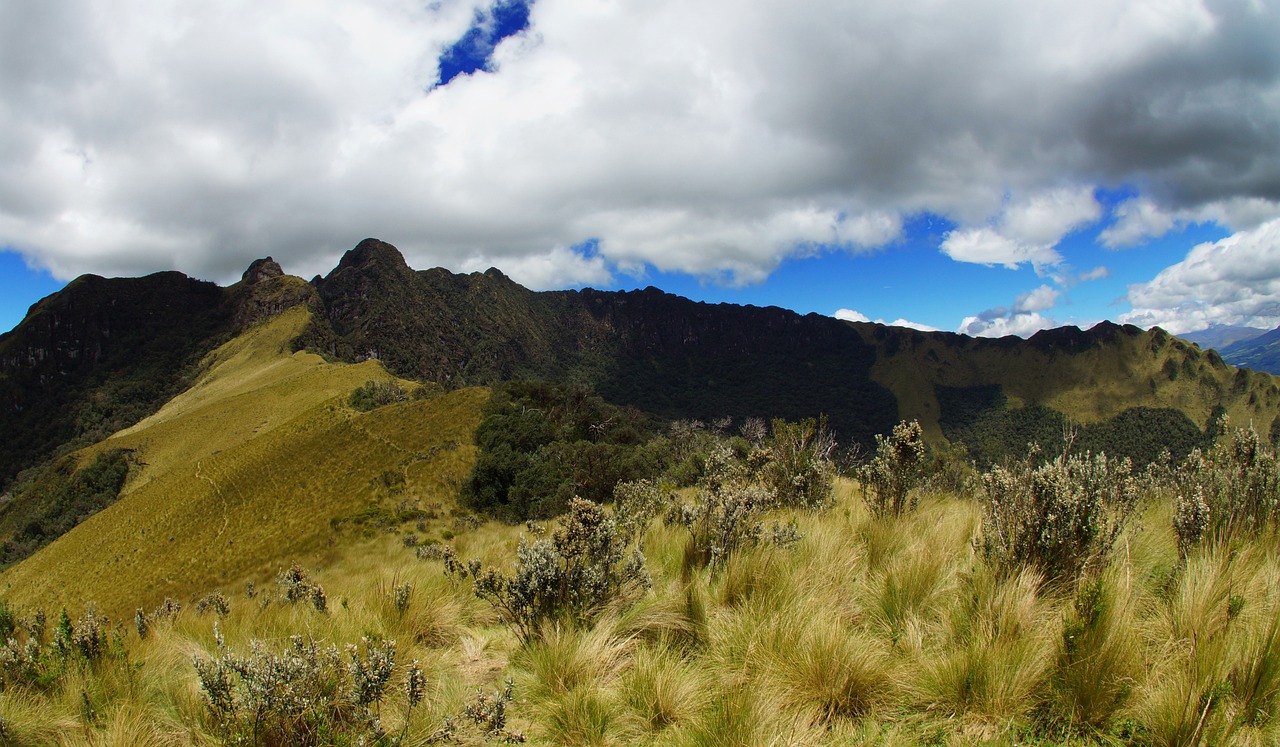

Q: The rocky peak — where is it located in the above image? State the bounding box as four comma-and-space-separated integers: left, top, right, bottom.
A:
334, 238, 410, 273
241, 257, 284, 285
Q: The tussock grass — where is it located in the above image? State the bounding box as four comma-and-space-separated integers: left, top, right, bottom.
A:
1052, 570, 1144, 729
619, 645, 707, 734
909, 566, 1060, 725
8, 478, 1280, 744
516, 624, 632, 703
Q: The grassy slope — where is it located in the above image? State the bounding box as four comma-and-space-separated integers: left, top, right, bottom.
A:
850, 322, 1280, 440
0, 306, 486, 618
6, 479, 1280, 745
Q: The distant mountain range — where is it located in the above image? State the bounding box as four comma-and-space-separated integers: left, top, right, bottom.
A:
1180, 324, 1280, 375
1180, 324, 1269, 351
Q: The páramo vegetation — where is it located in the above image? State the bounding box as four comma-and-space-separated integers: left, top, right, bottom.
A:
3, 401, 1280, 746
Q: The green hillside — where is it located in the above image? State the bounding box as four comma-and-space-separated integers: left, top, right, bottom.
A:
0, 307, 487, 618
0, 258, 321, 493
850, 321, 1280, 464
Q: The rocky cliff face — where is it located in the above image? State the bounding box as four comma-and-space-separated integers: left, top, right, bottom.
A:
300, 240, 897, 444
0, 262, 319, 490
298, 240, 1280, 460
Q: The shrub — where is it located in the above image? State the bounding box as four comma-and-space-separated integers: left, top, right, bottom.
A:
152, 597, 182, 621
276, 563, 327, 612
761, 417, 837, 510
0, 631, 43, 689
349, 380, 407, 411
1173, 423, 1280, 554
859, 420, 928, 518
976, 448, 1139, 584
445, 497, 650, 643
392, 582, 412, 618
195, 590, 230, 618
0, 600, 13, 641
665, 443, 797, 570
70, 605, 106, 663
347, 636, 397, 718
194, 634, 360, 744
613, 478, 673, 543
462, 381, 668, 518
20, 609, 46, 643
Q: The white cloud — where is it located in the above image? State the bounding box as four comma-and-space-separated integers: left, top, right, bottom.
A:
940, 227, 1062, 269
887, 318, 941, 332
458, 244, 612, 290
956, 282, 1067, 338
834, 309, 871, 323
1101, 196, 1280, 249
0, 0, 1276, 291
1120, 218, 1280, 334
1014, 285, 1060, 313
941, 187, 1102, 269
834, 308, 938, 332
958, 311, 1058, 339
1099, 197, 1179, 248
1001, 187, 1102, 247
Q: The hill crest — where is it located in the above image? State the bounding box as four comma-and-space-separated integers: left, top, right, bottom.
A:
6, 238, 1280, 484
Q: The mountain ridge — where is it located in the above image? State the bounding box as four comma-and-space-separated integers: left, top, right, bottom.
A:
0, 261, 324, 492
1180, 323, 1269, 352
6, 238, 1280, 495
1218, 325, 1280, 375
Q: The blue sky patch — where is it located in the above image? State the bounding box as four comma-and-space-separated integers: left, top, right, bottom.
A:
437, 1, 533, 87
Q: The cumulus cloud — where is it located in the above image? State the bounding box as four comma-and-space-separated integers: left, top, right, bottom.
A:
1120, 218, 1280, 334
1002, 188, 1104, 247
0, 0, 1278, 292
958, 311, 1058, 339
941, 227, 1063, 269
834, 309, 938, 332
941, 187, 1102, 269
458, 243, 612, 290
1101, 196, 1280, 248
1099, 198, 1180, 248
834, 309, 872, 323
956, 283, 1067, 338
1014, 285, 1060, 313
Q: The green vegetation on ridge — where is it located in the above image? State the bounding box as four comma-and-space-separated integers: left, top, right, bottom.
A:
0, 448, 133, 568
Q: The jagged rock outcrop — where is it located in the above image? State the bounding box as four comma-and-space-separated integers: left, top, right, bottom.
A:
241, 257, 284, 284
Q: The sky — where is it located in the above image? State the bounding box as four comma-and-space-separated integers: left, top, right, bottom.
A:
1, 0, 1279, 338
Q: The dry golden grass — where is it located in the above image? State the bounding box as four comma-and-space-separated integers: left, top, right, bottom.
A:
6, 476, 1280, 745
0, 308, 485, 618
